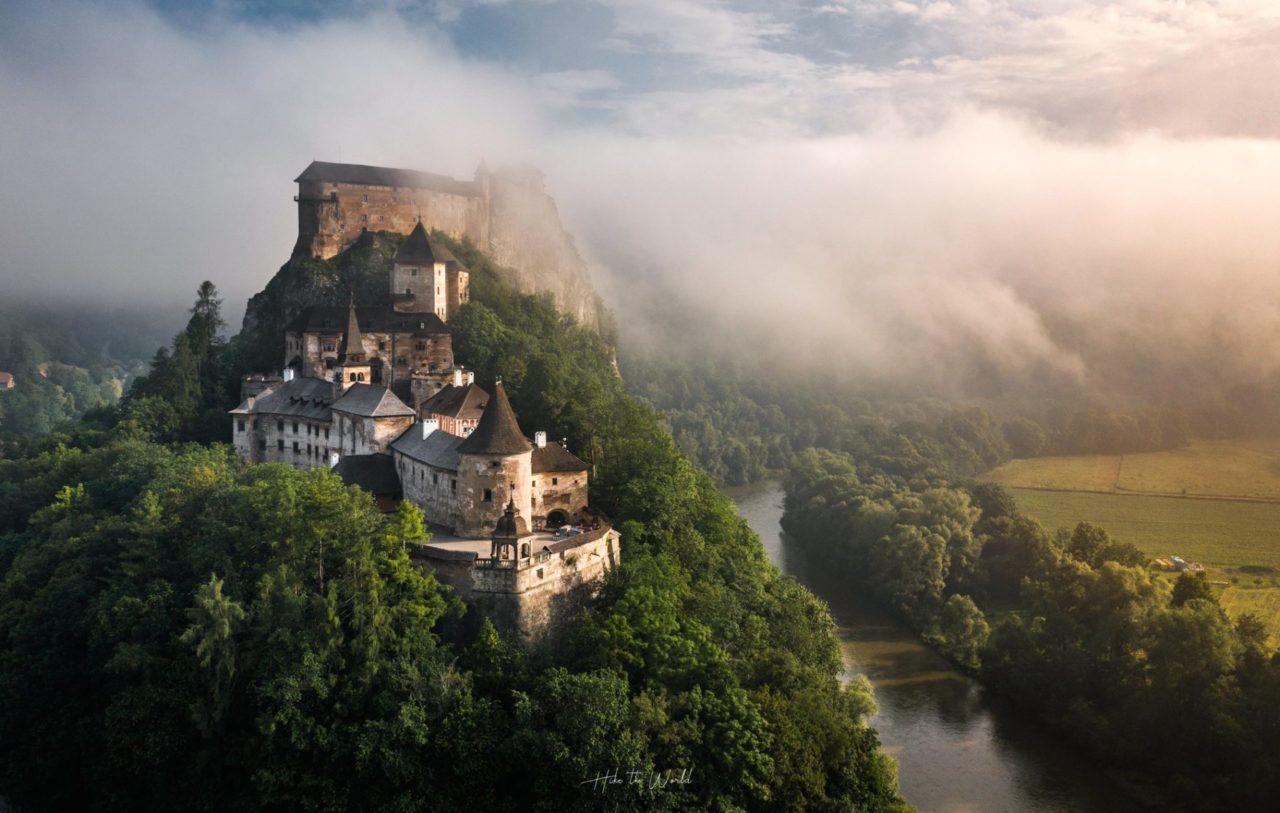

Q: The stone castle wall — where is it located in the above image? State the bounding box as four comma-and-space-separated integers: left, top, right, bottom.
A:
293, 166, 599, 328
415, 527, 620, 643
295, 179, 488, 260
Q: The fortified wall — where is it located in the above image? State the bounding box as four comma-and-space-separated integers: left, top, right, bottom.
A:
292, 161, 600, 327
414, 525, 620, 644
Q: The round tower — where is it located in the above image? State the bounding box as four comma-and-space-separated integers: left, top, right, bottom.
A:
455, 380, 533, 538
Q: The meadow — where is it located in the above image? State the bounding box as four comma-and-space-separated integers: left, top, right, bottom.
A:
983, 439, 1280, 645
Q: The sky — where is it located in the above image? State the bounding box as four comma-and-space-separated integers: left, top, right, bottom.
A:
2, 0, 1280, 395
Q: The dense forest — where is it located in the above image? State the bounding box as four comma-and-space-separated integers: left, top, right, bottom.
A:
0, 237, 908, 811
623, 353, 1208, 486
0, 302, 178, 444
781, 436, 1280, 809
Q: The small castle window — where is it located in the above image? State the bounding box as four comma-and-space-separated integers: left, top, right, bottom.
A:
490, 461, 499, 468
483, 489, 493, 502
324, 428, 330, 440
293, 441, 299, 453
415, 342, 426, 351
406, 288, 412, 296
277, 420, 284, 432
258, 439, 266, 451
432, 473, 438, 485
362, 194, 368, 202
277, 440, 284, 451
410, 268, 417, 277
450, 479, 456, 492
292, 421, 299, 434
552, 477, 559, 486
237, 419, 245, 432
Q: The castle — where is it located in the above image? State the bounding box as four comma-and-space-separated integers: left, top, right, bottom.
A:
231, 162, 619, 642
292, 160, 599, 327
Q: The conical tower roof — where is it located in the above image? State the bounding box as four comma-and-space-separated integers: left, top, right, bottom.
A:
338, 298, 365, 361
394, 221, 458, 266
457, 380, 533, 456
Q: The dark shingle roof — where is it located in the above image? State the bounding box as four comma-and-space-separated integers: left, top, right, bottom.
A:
391, 425, 464, 471
334, 454, 402, 496
532, 441, 587, 473
229, 376, 333, 420
295, 161, 480, 196
457, 381, 533, 456
338, 299, 365, 361
286, 306, 449, 337
394, 222, 462, 267
331, 384, 416, 418
421, 382, 488, 422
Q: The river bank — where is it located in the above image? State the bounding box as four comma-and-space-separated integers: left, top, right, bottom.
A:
729, 480, 1144, 813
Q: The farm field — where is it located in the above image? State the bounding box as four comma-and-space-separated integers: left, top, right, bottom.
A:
984, 438, 1280, 501
1010, 487, 1280, 646
987, 441, 1280, 645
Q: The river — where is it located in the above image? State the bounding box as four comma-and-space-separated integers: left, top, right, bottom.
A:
730, 481, 1144, 813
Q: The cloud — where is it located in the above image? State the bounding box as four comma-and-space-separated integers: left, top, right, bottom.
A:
2, 0, 1280, 399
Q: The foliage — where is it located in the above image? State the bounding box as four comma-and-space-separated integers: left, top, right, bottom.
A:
0, 301, 175, 444
0, 242, 907, 810
782, 446, 1280, 809
623, 352, 1195, 486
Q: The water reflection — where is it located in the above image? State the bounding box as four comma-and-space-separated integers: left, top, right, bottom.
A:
729, 481, 1145, 813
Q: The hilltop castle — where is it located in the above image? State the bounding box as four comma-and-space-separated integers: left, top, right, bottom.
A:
231, 162, 619, 642
292, 160, 599, 327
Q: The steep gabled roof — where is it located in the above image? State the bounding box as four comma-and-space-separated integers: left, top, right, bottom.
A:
532, 441, 587, 474
229, 376, 334, 420
457, 380, 533, 456
391, 425, 464, 471
285, 306, 450, 337
334, 454, 402, 496
331, 384, 416, 418
421, 382, 488, 422
295, 161, 480, 196
394, 222, 462, 267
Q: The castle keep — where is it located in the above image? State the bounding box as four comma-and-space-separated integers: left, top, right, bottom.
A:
234, 165, 618, 641
291, 159, 600, 327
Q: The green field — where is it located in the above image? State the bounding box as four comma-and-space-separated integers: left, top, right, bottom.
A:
984, 440, 1280, 645
985, 439, 1280, 501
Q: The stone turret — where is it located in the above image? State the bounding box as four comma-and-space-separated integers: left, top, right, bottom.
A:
454, 380, 533, 537
391, 221, 470, 320
332, 298, 371, 392
490, 497, 534, 562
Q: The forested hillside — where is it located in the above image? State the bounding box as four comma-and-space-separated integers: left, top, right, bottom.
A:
0, 237, 907, 811
622, 353, 1206, 486
780, 433, 1280, 810
0, 302, 178, 443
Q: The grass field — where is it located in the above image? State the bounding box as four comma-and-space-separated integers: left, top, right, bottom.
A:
985, 439, 1280, 501
982, 440, 1280, 645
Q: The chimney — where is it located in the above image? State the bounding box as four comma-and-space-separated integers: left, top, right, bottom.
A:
328, 451, 340, 468
283, 367, 295, 382
535, 431, 547, 448
452, 368, 463, 387
246, 395, 256, 410
465, 371, 475, 385
421, 417, 439, 439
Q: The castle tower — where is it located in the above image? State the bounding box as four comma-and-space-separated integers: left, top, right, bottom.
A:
332, 299, 371, 391
454, 380, 534, 537
489, 497, 534, 562
391, 222, 470, 320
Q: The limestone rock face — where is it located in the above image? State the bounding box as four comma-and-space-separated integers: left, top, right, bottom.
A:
483, 167, 601, 329
287, 161, 602, 331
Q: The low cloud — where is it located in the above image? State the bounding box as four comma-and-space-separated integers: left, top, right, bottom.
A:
2, 1, 1280, 400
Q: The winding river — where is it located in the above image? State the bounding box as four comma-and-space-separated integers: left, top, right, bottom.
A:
730, 481, 1144, 813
